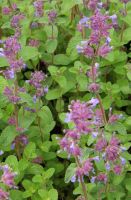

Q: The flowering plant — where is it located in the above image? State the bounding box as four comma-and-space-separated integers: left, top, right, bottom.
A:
0, 0, 130, 199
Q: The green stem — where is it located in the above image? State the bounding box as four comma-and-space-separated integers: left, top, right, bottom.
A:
38, 116, 44, 142
96, 93, 107, 125
75, 157, 88, 200
14, 79, 19, 129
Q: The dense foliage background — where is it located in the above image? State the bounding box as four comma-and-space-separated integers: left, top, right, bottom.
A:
0, 0, 130, 200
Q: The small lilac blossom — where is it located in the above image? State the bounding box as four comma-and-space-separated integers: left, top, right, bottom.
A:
106, 37, 111, 45
93, 156, 100, 162
90, 176, 96, 183
120, 157, 126, 165
77, 17, 90, 32
105, 162, 110, 171
64, 113, 71, 123
110, 14, 118, 26
0, 48, 5, 57
77, 41, 94, 58
0, 150, 4, 155
3, 69, 15, 79
88, 98, 99, 107
92, 132, 98, 138
71, 175, 76, 183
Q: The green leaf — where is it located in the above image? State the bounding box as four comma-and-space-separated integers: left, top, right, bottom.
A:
46, 87, 63, 100
54, 54, 71, 65
32, 175, 43, 183
61, 0, 82, 13
27, 164, 44, 175
0, 126, 17, 150
123, 27, 131, 43
0, 57, 9, 67
48, 189, 58, 200
44, 25, 58, 38
10, 190, 24, 200
38, 189, 48, 199
5, 155, 18, 171
18, 108, 36, 129
38, 106, 55, 133
24, 142, 36, 159
125, 178, 131, 192
20, 46, 39, 61
46, 39, 57, 53
0, 76, 8, 93
113, 174, 125, 185
64, 163, 76, 183
44, 168, 55, 179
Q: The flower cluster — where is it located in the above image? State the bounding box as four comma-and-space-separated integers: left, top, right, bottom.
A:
11, 14, 24, 29
77, 10, 112, 58
59, 99, 126, 184
28, 39, 40, 47
33, 0, 44, 17
86, 0, 103, 11
4, 86, 25, 104
0, 165, 17, 189
2, 4, 17, 15
28, 71, 48, 98
0, 188, 9, 200
3, 36, 25, 79
11, 134, 28, 150
48, 10, 57, 23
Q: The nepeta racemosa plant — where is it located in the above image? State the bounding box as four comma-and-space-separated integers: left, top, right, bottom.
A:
59, 3, 127, 200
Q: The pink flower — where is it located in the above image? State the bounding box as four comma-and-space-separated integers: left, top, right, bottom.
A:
87, 0, 99, 11
113, 165, 122, 175
2, 7, 11, 15
1, 166, 17, 188
11, 14, 24, 28
8, 116, 16, 125
0, 188, 9, 200
28, 39, 40, 47
88, 83, 100, 93
34, 0, 44, 17
97, 173, 107, 183
83, 159, 93, 175
106, 145, 119, 161
90, 11, 112, 38
98, 44, 112, 57
95, 138, 107, 152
